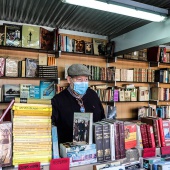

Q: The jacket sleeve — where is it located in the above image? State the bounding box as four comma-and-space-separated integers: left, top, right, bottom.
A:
51, 96, 59, 126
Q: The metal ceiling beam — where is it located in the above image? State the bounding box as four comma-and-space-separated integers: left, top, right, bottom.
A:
112, 17, 170, 56
109, 0, 169, 14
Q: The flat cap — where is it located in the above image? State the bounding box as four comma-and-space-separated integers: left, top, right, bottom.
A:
67, 64, 91, 77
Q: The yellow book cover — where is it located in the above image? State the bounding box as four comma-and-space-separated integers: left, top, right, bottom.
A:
14, 115, 51, 119
13, 132, 51, 136
14, 110, 52, 116
13, 128, 51, 132
13, 125, 51, 129
13, 135, 51, 139
12, 105, 52, 111
13, 141, 52, 145
13, 147, 51, 152
13, 118, 51, 122
13, 138, 51, 142
15, 97, 51, 104
13, 151, 52, 156
22, 25, 40, 49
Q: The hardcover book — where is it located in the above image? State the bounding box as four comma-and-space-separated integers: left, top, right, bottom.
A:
20, 84, 31, 99
0, 25, 5, 45
73, 112, 93, 145
5, 58, 18, 77
22, 25, 40, 49
4, 24, 22, 47
93, 123, 104, 162
25, 58, 38, 77
40, 27, 54, 50
93, 38, 106, 55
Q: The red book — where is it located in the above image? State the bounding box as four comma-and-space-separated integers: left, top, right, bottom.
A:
158, 118, 166, 147
140, 123, 149, 148
162, 119, 170, 146
146, 124, 155, 148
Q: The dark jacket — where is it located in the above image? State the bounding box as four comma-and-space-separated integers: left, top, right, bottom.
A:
51, 87, 105, 144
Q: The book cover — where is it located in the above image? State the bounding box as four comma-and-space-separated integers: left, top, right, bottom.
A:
2, 84, 20, 102
0, 122, 12, 167
4, 24, 22, 47
20, 84, 31, 99
106, 105, 117, 119
124, 122, 137, 149
147, 46, 160, 62
5, 58, 18, 77
73, 112, 93, 145
85, 41, 93, 54
0, 25, 5, 45
25, 58, 38, 77
40, 80, 55, 99
40, 27, 54, 50
93, 38, 106, 55
22, 25, 40, 49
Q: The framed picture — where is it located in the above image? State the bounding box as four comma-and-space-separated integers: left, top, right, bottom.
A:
85, 42, 93, 54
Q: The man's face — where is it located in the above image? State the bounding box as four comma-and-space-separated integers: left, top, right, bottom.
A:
67, 75, 89, 89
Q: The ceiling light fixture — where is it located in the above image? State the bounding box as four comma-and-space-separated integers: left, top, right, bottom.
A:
61, 0, 167, 22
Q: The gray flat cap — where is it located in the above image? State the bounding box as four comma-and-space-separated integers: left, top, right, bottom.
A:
67, 64, 91, 76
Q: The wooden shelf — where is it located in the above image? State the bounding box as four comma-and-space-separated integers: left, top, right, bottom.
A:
0, 45, 56, 54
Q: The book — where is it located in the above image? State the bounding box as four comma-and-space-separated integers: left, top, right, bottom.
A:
4, 24, 22, 47
0, 57, 5, 77
147, 46, 160, 62
5, 58, 18, 77
40, 80, 55, 99
93, 123, 104, 162
15, 97, 51, 104
40, 27, 54, 50
93, 38, 106, 55
73, 112, 93, 145
51, 125, 59, 159
13, 110, 52, 116
106, 105, 117, 119
124, 122, 137, 149
22, 25, 40, 49
0, 121, 12, 167
25, 58, 38, 77
93, 161, 121, 170
20, 84, 31, 98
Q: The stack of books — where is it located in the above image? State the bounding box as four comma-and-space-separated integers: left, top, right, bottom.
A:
12, 102, 52, 166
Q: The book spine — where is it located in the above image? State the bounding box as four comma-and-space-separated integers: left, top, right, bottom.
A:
158, 118, 166, 147
140, 124, 149, 148
146, 124, 155, 148
114, 122, 121, 159
93, 124, 104, 162
118, 121, 126, 159
152, 119, 161, 147
102, 124, 111, 161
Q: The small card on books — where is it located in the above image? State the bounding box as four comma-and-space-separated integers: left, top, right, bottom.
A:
18, 162, 40, 170
50, 158, 69, 170
73, 112, 93, 145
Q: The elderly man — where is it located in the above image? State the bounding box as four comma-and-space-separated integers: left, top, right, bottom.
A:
51, 64, 105, 144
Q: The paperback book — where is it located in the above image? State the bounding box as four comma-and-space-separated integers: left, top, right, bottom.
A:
73, 112, 93, 145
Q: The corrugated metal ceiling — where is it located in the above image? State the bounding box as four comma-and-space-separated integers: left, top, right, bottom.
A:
0, 0, 169, 39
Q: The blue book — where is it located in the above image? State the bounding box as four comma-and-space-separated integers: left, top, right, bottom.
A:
52, 125, 60, 159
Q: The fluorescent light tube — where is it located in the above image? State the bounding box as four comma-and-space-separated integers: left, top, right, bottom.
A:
62, 0, 167, 22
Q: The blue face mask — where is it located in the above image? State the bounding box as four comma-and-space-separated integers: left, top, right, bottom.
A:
73, 82, 88, 95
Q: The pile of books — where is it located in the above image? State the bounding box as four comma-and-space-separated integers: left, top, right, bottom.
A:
12, 102, 52, 166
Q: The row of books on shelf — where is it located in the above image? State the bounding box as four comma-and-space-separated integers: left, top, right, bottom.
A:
0, 23, 54, 50
124, 46, 170, 64
0, 81, 55, 102
0, 56, 58, 78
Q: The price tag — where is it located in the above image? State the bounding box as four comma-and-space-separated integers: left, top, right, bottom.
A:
143, 148, 156, 158
18, 162, 40, 170
50, 158, 69, 170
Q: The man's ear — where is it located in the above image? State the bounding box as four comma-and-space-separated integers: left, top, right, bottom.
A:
67, 76, 71, 83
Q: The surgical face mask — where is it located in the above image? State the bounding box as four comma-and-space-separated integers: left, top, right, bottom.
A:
73, 82, 88, 95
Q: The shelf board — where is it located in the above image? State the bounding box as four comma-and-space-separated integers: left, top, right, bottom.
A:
61, 51, 106, 59
0, 45, 56, 54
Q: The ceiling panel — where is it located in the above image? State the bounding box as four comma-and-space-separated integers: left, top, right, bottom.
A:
0, 0, 169, 39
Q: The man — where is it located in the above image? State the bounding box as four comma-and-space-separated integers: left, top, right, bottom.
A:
51, 64, 105, 144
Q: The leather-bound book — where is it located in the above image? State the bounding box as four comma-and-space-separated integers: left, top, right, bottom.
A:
147, 46, 160, 62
